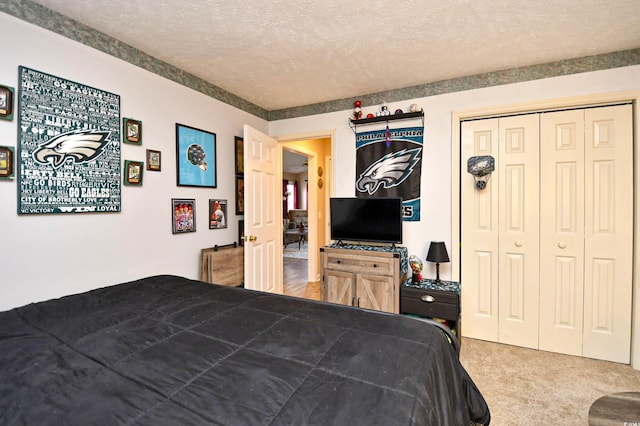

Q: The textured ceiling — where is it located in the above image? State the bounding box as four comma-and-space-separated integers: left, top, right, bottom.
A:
29, 0, 640, 111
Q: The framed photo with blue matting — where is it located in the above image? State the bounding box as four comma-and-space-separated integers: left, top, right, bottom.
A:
175, 123, 216, 188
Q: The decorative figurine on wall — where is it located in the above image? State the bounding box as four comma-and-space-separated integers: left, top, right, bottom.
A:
376, 102, 390, 117
353, 100, 362, 120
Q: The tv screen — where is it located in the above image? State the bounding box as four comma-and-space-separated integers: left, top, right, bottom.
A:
330, 197, 403, 244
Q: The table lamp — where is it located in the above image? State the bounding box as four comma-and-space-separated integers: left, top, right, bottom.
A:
426, 241, 449, 283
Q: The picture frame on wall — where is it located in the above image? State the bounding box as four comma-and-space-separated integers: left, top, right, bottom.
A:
146, 149, 161, 171
0, 146, 14, 179
123, 160, 144, 185
235, 176, 244, 215
172, 198, 196, 234
176, 123, 217, 188
208, 199, 227, 229
238, 220, 244, 246
0, 85, 14, 120
234, 136, 244, 175
123, 118, 142, 144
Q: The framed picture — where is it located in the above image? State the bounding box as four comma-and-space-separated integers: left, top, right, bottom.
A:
0, 146, 14, 179
235, 176, 244, 215
176, 123, 217, 188
234, 136, 244, 175
238, 220, 244, 246
0, 85, 14, 120
123, 118, 142, 144
146, 149, 161, 171
209, 199, 228, 229
172, 198, 196, 234
17, 66, 121, 215
123, 160, 144, 185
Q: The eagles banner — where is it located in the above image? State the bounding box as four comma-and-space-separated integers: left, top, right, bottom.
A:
18, 66, 121, 214
355, 126, 422, 221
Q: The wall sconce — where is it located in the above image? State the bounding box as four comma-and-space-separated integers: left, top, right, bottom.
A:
426, 241, 450, 283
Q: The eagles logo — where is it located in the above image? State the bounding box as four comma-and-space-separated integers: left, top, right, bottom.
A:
32, 130, 111, 169
356, 148, 421, 195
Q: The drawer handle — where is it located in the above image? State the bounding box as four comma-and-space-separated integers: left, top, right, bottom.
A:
373, 264, 378, 268
421, 295, 435, 303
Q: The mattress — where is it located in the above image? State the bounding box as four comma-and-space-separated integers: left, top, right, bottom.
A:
0, 275, 489, 425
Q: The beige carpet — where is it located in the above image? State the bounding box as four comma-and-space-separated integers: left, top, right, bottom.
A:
460, 338, 640, 425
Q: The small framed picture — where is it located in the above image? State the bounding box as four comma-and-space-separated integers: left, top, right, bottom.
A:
238, 220, 244, 246
123, 160, 144, 185
172, 198, 196, 234
176, 123, 217, 188
146, 149, 161, 171
209, 199, 228, 229
0, 146, 14, 179
123, 118, 142, 144
0, 85, 14, 120
235, 176, 244, 215
234, 136, 244, 175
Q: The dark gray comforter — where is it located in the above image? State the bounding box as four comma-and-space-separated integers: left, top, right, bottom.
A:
0, 275, 489, 425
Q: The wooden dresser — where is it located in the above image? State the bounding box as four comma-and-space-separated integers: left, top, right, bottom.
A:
320, 245, 408, 314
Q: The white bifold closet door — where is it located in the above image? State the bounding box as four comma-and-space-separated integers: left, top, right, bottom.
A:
461, 104, 632, 363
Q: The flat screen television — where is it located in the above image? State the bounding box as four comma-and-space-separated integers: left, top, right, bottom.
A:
330, 197, 403, 245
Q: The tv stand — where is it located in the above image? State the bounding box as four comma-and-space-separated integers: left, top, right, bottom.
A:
320, 244, 408, 314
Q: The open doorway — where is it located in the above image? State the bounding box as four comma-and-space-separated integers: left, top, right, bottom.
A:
280, 136, 331, 300
283, 149, 310, 259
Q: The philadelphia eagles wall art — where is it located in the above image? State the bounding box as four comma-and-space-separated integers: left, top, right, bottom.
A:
355, 126, 423, 221
17, 66, 121, 214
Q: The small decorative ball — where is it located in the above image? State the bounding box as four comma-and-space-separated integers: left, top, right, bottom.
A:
395, 108, 403, 115
354, 100, 362, 108
366, 113, 374, 118
409, 103, 419, 113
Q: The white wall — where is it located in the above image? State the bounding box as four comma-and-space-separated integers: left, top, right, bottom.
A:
0, 13, 266, 311
269, 65, 640, 278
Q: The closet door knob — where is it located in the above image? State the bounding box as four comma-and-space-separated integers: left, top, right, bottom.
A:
558, 242, 567, 249
515, 241, 523, 247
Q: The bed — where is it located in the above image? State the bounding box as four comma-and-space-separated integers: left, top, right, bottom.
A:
0, 275, 490, 425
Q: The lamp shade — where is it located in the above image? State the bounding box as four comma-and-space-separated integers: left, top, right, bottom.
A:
426, 241, 450, 263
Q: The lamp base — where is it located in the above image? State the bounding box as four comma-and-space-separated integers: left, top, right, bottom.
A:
434, 262, 441, 283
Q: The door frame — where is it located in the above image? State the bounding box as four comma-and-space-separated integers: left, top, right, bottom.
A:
451, 89, 640, 368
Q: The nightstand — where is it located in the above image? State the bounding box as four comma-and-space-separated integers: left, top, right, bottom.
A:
401, 279, 461, 337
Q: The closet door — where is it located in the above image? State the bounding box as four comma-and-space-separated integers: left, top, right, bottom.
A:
539, 105, 632, 363
539, 109, 585, 356
582, 105, 633, 363
462, 104, 633, 362
461, 119, 500, 341
497, 115, 540, 348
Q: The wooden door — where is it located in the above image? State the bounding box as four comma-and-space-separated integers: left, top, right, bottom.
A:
582, 105, 633, 363
243, 125, 283, 294
461, 119, 500, 341
497, 114, 540, 348
539, 109, 585, 356
463, 104, 633, 363
356, 274, 396, 313
324, 270, 354, 306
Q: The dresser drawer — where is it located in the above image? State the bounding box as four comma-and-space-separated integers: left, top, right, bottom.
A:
324, 252, 394, 275
401, 287, 458, 321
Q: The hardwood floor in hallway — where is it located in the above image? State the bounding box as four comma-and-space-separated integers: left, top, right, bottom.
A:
283, 257, 321, 301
